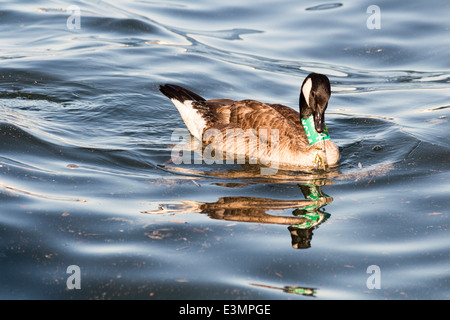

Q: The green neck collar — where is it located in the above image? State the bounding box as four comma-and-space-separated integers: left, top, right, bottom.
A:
301, 115, 330, 145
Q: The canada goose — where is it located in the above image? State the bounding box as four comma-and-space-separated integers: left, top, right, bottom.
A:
159, 73, 339, 168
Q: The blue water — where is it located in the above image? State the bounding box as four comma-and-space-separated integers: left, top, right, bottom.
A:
0, 0, 449, 299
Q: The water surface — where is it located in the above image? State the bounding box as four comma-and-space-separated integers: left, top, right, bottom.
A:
0, 0, 449, 299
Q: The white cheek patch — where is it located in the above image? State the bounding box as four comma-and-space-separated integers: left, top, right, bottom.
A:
302, 78, 312, 107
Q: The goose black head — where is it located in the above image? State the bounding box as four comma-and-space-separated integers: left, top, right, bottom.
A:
299, 73, 331, 133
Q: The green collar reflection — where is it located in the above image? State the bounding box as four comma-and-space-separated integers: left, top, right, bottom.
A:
288, 184, 331, 249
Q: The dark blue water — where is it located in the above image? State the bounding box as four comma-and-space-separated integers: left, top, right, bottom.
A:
0, 0, 449, 299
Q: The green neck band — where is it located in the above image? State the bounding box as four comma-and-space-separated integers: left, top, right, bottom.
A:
301, 115, 330, 145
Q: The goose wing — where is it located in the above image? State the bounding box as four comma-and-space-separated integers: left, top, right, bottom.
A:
200, 99, 309, 154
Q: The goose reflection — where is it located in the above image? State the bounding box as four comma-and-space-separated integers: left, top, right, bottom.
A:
143, 183, 332, 249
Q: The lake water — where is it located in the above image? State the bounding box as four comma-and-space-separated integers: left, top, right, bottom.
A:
0, 0, 449, 300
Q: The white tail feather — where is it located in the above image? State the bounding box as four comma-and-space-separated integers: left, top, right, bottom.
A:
171, 99, 207, 141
